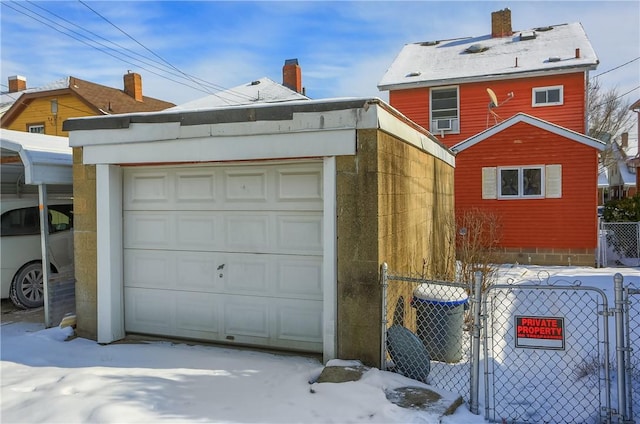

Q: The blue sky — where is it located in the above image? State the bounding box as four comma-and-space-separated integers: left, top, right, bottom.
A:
1, 1, 639, 108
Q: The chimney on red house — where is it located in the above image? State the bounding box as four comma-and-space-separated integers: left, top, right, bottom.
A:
123, 71, 143, 102
491, 8, 513, 38
8, 75, 27, 93
282, 59, 302, 94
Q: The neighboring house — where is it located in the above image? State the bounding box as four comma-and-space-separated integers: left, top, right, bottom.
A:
1, 72, 175, 136
630, 99, 640, 189
63, 97, 455, 367
605, 133, 637, 200
378, 8, 603, 265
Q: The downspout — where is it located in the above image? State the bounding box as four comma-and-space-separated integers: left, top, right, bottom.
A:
38, 184, 52, 327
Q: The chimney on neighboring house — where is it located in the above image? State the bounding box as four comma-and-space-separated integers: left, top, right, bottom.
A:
8, 75, 27, 93
621, 132, 629, 149
123, 71, 143, 101
282, 59, 302, 94
491, 8, 513, 38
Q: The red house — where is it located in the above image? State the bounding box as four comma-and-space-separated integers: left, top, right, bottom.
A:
378, 9, 605, 265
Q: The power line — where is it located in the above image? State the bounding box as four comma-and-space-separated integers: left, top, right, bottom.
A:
592, 57, 640, 79
592, 85, 640, 108
3, 1, 258, 104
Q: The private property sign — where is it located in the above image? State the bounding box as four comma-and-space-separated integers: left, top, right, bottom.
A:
515, 316, 565, 350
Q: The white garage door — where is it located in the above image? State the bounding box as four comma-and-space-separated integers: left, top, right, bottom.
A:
123, 162, 324, 352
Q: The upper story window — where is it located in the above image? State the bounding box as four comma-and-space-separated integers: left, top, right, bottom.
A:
28, 124, 45, 134
532, 86, 563, 107
430, 86, 459, 134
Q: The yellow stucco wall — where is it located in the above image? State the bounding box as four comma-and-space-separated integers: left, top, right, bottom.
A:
336, 129, 455, 367
4, 95, 94, 137
72, 147, 98, 340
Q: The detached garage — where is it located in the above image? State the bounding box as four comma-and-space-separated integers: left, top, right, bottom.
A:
64, 98, 455, 366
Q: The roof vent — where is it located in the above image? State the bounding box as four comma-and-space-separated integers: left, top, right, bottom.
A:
548, 56, 561, 62
534, 26, 554, 32
420, 40, 439, 46
406, 71, 421, 77
250, 80, 261, 86
519, 31, 536, 41
465, 44, 488, 54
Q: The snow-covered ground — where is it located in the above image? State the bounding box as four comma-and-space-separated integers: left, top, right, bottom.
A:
1, 264, 639, 423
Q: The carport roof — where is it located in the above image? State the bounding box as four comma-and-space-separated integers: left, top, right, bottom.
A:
0, 129, 72, 185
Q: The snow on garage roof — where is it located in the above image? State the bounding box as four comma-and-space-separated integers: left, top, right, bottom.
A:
378, 22, 598, 91
168, 77, 309, 111
0, 129, 72, 185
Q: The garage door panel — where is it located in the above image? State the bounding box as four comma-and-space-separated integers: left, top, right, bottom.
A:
176, 171, 216, 201
176, 213, 219, 250
277, 168, 322, 201
276, 215, 323, 254
223, 297, 269, 338
124, 212, 172, 249
126, 172, 170, 204
176, 254, 219, 291
125, 250, 175, 289
175, 293, 220, 333
275, 300, 323, 344
224, 257, 269, 294
225, 214, 269, 251
277, 258, 322, 298
125, 288, 174, 334
224, 169, 268, 201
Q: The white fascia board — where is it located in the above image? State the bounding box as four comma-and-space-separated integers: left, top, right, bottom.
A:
68, 122, 181, 147
452, 113, 605, 153
379, 68, 592, 92
376, 106, 455, 167
82, 129, 357, 165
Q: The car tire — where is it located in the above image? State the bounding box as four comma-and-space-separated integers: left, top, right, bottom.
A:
10, 262, 45, 309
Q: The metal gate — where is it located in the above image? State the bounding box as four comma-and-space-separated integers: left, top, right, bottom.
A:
599, 221, 640, 267
618, 276, 640, 423
483, 281, 612, 423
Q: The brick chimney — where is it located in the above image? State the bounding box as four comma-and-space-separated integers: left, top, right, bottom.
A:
491, 8, 513, 38
123, 71, 143, 101
622, 132, 629, 149
8, 75, 27, 93
282, 59, 302, 93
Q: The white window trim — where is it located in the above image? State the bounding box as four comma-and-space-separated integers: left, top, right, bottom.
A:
482, 165, 562, 200
429, 85, 460, 135
497, 166, 545, 199
28, 124, 45, 134
532, 85, 564, 107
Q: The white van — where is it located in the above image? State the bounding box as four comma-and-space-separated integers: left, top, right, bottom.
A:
0, 197, 74, 308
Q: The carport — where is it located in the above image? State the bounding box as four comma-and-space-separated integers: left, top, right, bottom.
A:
1, 129, 73, 327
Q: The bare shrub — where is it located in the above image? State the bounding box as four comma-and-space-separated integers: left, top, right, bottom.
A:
456, 207, 502, 289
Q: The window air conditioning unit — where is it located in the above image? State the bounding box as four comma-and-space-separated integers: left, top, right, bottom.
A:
436, 119, 452, 131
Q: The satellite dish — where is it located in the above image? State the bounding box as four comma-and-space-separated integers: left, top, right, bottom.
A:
487, 88, 498, 108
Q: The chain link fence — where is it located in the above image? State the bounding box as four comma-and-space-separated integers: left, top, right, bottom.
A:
484, 281, 612, 423
381, 264, 478, 406
622, 281, 640, 423
599, 222, 640, 267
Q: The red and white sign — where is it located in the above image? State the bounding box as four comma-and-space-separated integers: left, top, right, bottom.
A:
515, 316, 565, 350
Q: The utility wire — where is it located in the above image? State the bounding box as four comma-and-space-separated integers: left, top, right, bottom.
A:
592, 85, 640, 108
3, 1, 258, 104
77, 0, 255, 103
592, 57, 640, 79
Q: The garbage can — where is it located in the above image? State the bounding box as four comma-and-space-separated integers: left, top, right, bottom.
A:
412, 285, 468, 363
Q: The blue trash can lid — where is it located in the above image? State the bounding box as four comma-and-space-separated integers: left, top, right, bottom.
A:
413, 284, 468, 306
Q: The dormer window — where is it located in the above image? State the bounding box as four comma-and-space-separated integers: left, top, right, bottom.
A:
532, 85, 563, 107
430, 86, 460, 134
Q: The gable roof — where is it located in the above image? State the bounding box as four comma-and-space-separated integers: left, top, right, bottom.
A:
1, 76, 175, 126
378, 22, 598, 91
451, 113, 605, 153
168, 77, 309, 111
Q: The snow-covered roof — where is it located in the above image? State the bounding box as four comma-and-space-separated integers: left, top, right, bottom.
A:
169, 77, 309, 111
598, 168, 609, 188
0, 129, 72, 185
0, 78, 69, 116
451, 113, 606, 153
378, 22, 598, 91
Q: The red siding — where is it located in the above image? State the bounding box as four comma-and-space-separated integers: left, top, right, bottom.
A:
389, 72, 588, 148
455, 122, 599, 249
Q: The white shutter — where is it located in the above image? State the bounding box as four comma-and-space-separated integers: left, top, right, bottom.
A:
545, 165, 562, 198
482, 167, 497, 199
